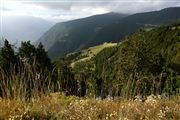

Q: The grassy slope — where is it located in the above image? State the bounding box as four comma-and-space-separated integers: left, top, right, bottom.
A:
70, 42, 117, 67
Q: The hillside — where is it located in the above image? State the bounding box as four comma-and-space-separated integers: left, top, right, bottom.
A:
66, 22, 180, 97
38, 7, 180, 59
38, 12, 126, 58
93, 23, 180, 96
68, 42, 117, 67
93, 7, 180, 45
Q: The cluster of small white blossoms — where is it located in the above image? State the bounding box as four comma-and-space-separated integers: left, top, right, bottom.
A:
105, 111, 118, 120
134, 95, 143, 102
157, 109, 166, 119
145, 94, 159, 105
8, 111, 29, 120
157, 106, 170, 119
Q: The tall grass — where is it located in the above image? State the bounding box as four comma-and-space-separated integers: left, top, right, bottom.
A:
0, 62, 179, 101
117, 73, 180, 100
0, 63, 54, 100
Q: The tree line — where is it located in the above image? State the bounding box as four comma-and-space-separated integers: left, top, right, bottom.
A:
0, 40, 79, 100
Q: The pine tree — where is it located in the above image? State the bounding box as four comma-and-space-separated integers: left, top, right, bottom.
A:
54, 59, 77, 95
36, 42, 52, 72
0, 39, 17, 73
18, 41, 36, 65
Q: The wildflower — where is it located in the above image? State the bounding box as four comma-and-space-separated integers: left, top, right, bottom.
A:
165, 106, 170, 112
157, 109, 165, 119
134, 95, 142, 102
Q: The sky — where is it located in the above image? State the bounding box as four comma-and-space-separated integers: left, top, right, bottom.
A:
0, 0, 180, 22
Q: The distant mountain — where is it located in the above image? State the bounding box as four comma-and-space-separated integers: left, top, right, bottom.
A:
38, 7, 180, 59
94, 7, 180, 43
0, 16, 54, 44
38, 12, 127, 58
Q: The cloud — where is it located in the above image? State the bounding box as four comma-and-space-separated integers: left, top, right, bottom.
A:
1, 0, 180, 22
28, 0, 180, 14
0, 7, 12, 11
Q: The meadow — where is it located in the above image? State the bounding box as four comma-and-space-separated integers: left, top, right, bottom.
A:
1, 93, 180, 120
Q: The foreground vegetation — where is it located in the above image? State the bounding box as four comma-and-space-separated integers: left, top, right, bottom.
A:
0, 93, 180, 120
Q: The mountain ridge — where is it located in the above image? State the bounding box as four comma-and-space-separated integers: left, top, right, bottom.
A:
38, 7, 180, 59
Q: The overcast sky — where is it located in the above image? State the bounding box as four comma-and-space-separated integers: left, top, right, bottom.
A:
0, 0, 180, 22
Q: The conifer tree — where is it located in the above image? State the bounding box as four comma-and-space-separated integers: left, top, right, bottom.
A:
18, 41, 36, 65
0, 39, 17, 73
36, 42, 52, 72
54, 59, 77, 95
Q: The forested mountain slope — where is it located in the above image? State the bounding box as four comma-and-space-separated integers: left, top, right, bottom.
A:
92, 23, 180, 97
38, 7, 180, 59
38, 13, 126, 58
66, 23, 180, 97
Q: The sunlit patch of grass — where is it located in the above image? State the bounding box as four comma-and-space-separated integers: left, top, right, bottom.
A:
0, 93, 77, 119
71, 42, 117, 67
0, 98, 25, 119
